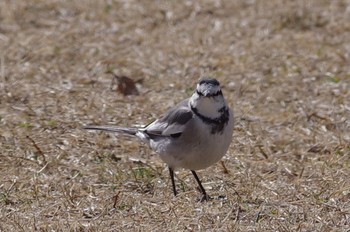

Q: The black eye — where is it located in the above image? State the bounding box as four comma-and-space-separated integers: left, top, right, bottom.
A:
196, 90, 204, 96
170, 133, 182, 138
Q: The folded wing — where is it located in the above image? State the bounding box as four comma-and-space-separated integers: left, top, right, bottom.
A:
144, 99, 193, 137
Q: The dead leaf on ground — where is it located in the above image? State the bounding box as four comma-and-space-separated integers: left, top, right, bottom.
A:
110, 73, 140, 96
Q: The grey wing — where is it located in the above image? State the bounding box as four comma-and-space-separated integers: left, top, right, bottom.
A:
144, 99, 193, 136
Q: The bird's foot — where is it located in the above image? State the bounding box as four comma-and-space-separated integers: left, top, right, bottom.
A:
198, 194, 213, 202
217, 195, 227, 200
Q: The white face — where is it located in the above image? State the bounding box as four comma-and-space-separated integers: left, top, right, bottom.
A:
190, 78, 226, 118
196, 78, 221, 97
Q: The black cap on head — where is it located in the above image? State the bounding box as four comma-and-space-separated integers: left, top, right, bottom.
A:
198, 77, 220, 86
196, 77, 222, 97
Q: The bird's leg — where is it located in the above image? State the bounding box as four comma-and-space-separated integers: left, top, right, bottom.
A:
169, 167, 177, 196
191, 170, 211, 202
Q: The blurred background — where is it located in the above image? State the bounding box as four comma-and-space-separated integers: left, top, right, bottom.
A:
0, 0, 349, 231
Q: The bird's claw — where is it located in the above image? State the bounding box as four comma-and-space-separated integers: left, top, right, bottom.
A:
199, 194, 213, 202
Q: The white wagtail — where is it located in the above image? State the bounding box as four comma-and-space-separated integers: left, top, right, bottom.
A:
85, 77, 234, 201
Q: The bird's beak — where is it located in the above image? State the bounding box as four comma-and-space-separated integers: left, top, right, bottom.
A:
203, 85, 216, 97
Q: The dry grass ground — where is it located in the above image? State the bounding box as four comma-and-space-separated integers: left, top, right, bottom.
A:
1, 0, 350, 231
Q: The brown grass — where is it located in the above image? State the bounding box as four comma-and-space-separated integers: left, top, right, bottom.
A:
1, 0, 349, 231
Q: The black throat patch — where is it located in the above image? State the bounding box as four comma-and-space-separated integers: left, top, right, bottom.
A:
190, 105, 230, 134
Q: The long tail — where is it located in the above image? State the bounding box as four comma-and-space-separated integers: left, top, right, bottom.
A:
84, 125, 138, 136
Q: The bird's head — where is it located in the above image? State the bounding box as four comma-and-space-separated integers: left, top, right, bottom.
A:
195, 77, 222, 98
190, 77, 227, 119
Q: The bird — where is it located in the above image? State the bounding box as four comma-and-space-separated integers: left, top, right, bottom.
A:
84, 77, 234, 201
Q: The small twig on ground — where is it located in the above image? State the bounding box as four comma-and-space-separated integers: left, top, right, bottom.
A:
26, 136, 46, 164
221, 160, 230, 174
113, 191, 121, 208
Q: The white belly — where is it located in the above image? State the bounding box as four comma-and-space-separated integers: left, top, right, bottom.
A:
150, 109, 234, 170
